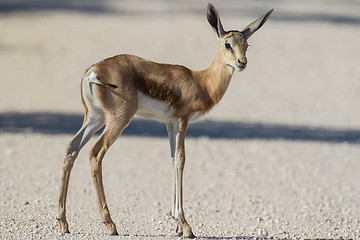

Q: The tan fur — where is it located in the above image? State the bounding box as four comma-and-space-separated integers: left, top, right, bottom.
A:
56, 4, 273, 238
88, 55, 214, 117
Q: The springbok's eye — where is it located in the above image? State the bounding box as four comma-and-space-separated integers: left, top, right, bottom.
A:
225, 43, 232, 51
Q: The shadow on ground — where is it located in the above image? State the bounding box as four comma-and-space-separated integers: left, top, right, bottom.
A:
1, 112, 360, 144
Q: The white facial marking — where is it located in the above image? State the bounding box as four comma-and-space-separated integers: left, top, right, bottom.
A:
136, 91, 174, 122
226, 65, 236, 74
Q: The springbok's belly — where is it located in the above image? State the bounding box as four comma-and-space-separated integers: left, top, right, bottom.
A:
136, 91, 174, 122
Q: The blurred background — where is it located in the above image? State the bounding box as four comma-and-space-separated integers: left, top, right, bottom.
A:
1, 0, 360, 134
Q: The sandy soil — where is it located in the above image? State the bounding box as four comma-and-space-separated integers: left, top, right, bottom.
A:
1, 0, 360, 239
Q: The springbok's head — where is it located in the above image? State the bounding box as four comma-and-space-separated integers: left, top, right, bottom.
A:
207, 3, 273, 72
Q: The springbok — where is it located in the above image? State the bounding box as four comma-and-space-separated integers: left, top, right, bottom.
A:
56, 3, 273, 238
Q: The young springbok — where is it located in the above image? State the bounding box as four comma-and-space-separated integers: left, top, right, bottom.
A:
56, 3, 273, 238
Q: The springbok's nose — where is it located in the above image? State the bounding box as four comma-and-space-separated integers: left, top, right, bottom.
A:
238, 58, 247, 67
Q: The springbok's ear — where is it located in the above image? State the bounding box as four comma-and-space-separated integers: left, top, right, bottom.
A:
242, 9, 273, 39
207, 3, 226, 38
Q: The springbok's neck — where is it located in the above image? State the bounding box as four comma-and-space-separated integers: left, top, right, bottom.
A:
195, 43, 235, 105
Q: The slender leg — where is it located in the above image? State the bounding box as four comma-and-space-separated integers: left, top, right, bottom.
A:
89, 115, 132, 235
170, 117, 195, 238
166, 122, 176, 215
166, 122, 183, 235
56, 113, 105, 233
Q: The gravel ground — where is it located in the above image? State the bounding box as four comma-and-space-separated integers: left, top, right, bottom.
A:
1, 134, 360, 239
1, 0, 360, 239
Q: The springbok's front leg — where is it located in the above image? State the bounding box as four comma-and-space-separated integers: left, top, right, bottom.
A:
165, 122, 176, 214
167, 117, 195, 238
166, 122, 182, 235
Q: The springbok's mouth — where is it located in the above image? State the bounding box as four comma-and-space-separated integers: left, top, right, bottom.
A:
235, 63, 246, 71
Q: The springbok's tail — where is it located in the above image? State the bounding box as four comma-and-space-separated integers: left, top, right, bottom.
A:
86, 71, 118, 95
88, 76, 118, 89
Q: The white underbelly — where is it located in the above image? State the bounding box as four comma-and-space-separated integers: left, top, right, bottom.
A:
136, 92, 174, 122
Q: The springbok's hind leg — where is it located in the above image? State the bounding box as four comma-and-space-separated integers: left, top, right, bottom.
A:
88, 114, 133, 235
56, 114, 104, 233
